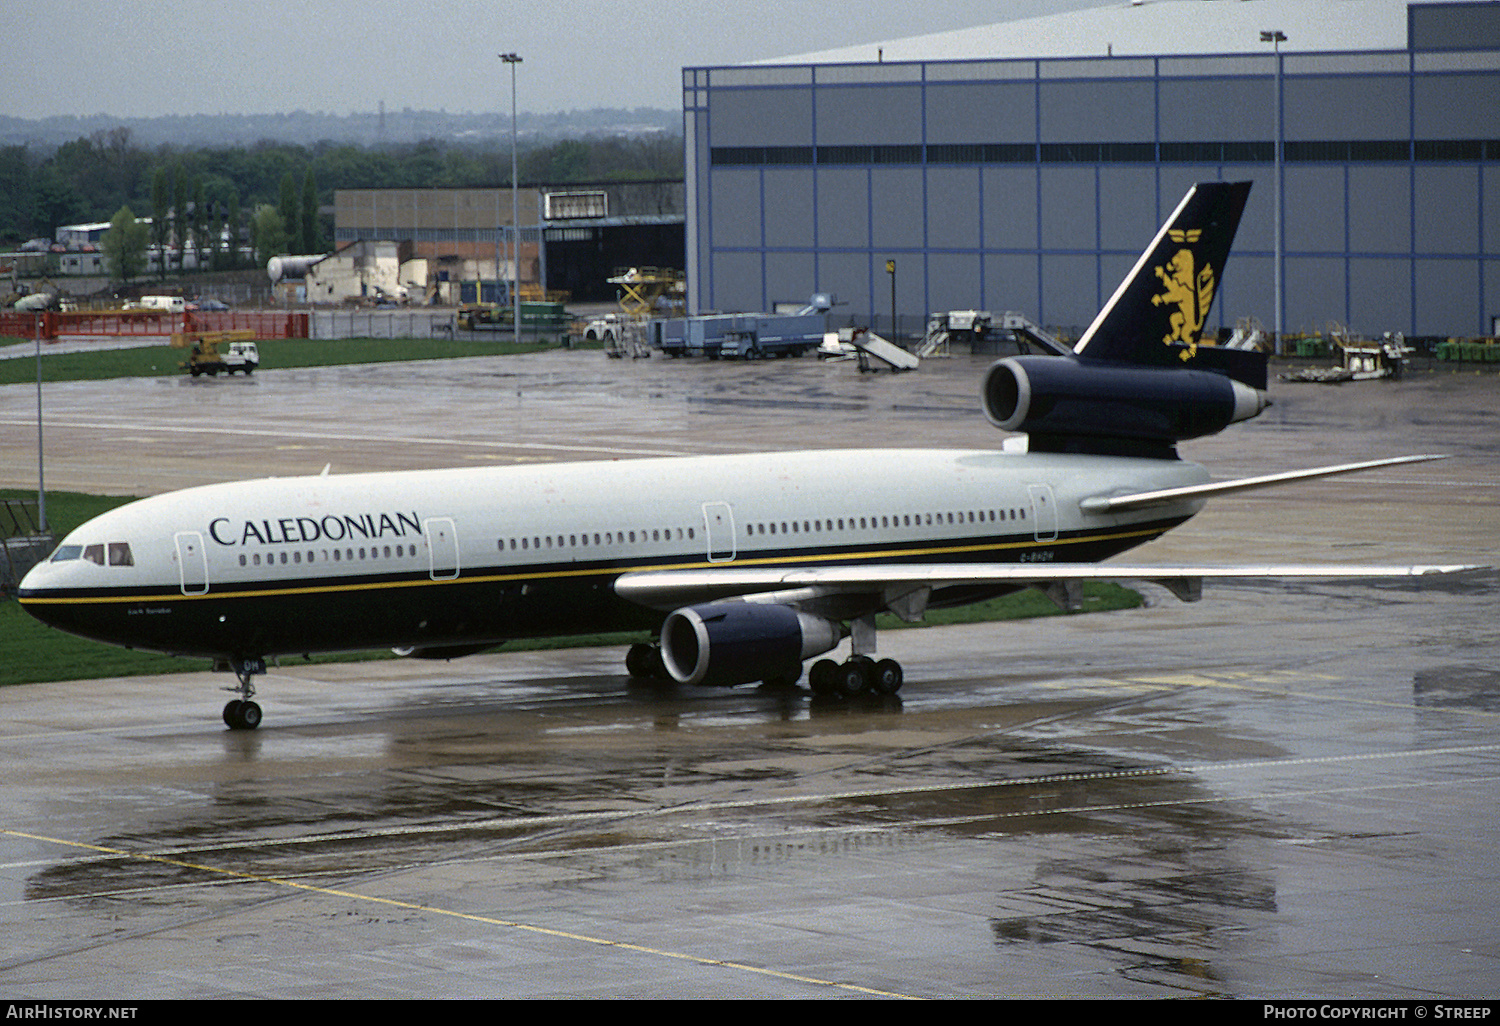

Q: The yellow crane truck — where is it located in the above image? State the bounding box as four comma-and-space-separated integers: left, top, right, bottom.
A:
171, 330, 260, 377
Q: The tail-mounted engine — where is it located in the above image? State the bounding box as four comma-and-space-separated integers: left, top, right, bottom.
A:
660, 602, 842, 686
982, 355, 1268, 458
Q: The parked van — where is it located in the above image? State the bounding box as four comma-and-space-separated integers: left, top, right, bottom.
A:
132, 295, 185, 313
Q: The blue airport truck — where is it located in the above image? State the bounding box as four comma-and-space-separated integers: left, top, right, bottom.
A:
648, 295, 832, 359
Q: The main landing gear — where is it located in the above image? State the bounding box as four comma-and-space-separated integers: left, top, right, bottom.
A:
220, 656, 267, 730
807, 655, 904, 699
807, 613, 904, 699
810, 612, 900, 702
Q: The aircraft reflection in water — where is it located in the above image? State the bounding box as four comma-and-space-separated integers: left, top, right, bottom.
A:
19, 182, 1473, 729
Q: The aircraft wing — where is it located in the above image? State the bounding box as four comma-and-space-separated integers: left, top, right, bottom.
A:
614, 561, 1482, 613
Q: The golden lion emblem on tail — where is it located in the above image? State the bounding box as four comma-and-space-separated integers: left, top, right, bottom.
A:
1152, 229, 1216, 360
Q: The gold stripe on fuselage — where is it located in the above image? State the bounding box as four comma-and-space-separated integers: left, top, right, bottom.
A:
19, 522, 1173, 607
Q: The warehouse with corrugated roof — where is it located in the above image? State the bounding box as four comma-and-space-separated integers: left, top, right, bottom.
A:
681, 0, 1500, 341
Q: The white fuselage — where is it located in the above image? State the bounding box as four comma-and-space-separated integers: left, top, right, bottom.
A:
19, 447, 1209, 660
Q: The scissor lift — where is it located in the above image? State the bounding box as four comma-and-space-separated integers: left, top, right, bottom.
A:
608, 266, 685, 320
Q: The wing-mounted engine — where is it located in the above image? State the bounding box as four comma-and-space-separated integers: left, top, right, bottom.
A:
982, 355, 1269, 458
659, 602, 842, 686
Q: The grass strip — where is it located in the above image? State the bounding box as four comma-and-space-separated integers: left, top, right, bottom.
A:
0, 336, 593, 386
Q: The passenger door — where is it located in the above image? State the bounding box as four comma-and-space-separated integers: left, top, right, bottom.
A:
702, 501, 736, 563
424, 517, 459, 580
174, 531, 208, 595
1027, 484, 1058, 542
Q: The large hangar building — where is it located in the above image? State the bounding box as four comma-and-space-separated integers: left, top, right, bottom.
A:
682, 0, 1500, 340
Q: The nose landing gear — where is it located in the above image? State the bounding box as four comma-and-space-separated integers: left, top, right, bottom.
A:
219, 656, 266, 730
223, 698, 262, 730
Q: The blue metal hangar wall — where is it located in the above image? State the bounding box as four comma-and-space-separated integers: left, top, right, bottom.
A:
682, 1, 1500, 339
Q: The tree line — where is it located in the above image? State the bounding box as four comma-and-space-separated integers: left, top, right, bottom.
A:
95, 164, 322, 284
1, 128, 684, 280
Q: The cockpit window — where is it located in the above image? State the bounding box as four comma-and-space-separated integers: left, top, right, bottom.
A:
50, 542, 132, 566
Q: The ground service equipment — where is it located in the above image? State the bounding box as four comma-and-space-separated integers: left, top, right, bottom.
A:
172, 330, 260, 376
649, 295, 833, 359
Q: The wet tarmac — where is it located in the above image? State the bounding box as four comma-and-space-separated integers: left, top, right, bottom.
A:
0, 350, 1497, 998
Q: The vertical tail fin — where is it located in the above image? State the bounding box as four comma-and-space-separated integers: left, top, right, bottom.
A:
1073, 180, 1254, 380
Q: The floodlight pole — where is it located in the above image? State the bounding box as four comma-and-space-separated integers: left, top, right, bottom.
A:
501, 52, 523, 341
34, 313, 45, 532
1261, 30, 1287, 355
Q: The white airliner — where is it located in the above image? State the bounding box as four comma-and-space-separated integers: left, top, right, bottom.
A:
18, 182, 1473, 729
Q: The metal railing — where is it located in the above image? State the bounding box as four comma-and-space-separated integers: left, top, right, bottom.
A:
0, 498, 53, 599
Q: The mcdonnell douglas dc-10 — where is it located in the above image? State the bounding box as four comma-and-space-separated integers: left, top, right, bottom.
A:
18, 182, 1472, 729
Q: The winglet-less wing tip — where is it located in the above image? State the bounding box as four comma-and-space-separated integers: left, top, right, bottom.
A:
1079, 453, 1452, 514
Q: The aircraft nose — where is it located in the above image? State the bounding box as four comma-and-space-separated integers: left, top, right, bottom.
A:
18, 558, 47, 596
16, 558, 65, 625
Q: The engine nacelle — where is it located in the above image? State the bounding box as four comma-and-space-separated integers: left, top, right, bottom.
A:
660, 602, 842, 686
982, 355, 1267, 454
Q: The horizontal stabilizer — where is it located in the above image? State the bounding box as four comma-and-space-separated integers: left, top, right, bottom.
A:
1077, 454, 1448, 514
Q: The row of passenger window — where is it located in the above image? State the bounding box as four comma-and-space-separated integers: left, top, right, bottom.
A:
499, 526, 698, 552
237, 543, 423, 568
745, 507, 1025, 537
490, 506, 1028, 558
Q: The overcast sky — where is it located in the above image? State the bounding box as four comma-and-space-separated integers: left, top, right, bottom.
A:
13, 0, 1109, 120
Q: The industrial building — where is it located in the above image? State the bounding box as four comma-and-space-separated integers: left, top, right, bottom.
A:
682, 0, 1500, 340
332, 181, 684, 303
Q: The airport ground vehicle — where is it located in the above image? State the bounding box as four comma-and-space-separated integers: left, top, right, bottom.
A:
460, 302, 570, 333
173, 330, 260, 376
130, 295, 186, 313
582, 313, 624, 343
457, 304, 501, 331
647, 296, 834, 359
648, 313, 826, 359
